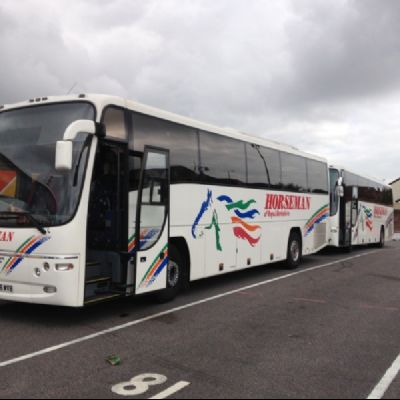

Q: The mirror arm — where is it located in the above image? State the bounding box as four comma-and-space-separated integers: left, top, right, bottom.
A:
56, 119, 96, 171
63, 120, 96, 141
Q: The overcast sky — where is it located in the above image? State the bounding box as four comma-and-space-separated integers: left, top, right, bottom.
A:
1, 0, 399, 182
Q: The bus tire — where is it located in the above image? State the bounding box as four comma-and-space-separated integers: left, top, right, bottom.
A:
154, 244, 185, 303
378, 227, 385, 249
286, 231, 302, 269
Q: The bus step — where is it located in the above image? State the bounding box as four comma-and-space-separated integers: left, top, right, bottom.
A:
86, 260, 101, 267
108, 288, 130, 295
85, 276, 111, 285
84, 293, 123, 306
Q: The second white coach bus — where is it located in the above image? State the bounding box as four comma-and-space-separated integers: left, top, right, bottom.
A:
0, 94, 330, 307
329, 166, 394, 250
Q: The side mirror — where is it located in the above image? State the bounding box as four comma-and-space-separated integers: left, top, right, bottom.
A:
336, 185, 344, 198
55, 120, 96, 171
56, 141, 73, 171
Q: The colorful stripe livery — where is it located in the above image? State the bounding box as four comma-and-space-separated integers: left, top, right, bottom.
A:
304, 205, 329, 237
128, 228, 160, 254
362, 206, 373, 231
218, 196, 260, 220
192, 190, 262, 251
191, 189, 213, 239
218, 195, 261, 247
139, 244, 169, 289
206, 210, 222, 251
0, 236, 50, 275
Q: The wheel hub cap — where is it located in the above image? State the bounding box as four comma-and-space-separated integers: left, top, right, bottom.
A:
291, 241, 300, 262
167, 261, 179, 288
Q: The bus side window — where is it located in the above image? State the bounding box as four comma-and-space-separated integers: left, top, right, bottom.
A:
138, 151, 168, 251
281, 152, 308, 193
130, 112, 200, 184
149, 179, 167, 204
199, 131, 246, 186
307, 159, 328, 194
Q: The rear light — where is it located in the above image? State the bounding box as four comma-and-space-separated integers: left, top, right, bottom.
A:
56, 263, 74, 271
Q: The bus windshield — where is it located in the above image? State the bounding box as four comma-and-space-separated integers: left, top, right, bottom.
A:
0, 102, 95, 228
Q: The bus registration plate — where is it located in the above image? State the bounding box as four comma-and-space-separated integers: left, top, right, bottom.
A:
0, 284, 13, 293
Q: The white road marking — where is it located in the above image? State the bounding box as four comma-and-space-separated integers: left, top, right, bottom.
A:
150, 382, 191, 399
368, 352, 400, 399
0, 251, 378, 369
112, 373, 167, 397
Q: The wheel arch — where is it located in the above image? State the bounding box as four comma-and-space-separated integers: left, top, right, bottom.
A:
169, 236, 191, 285
289, 227, 303, 250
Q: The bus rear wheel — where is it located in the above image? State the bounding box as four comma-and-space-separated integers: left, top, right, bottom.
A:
286, 231, 302, 269
154, 244, 186, 303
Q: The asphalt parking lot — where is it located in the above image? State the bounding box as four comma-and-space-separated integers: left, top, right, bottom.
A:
1, 242, 400, 399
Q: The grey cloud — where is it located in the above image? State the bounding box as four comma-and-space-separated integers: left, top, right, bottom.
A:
0, 0, 399, 180
279, 0, 400, 109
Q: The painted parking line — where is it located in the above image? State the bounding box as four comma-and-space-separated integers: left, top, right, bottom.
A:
368, 352, 400, 399
111, 373, 189, 399
0, 250, 378, 370
150, 382, 191, 399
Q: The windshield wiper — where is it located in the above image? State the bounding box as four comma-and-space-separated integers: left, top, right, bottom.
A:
0, 212, 47, 235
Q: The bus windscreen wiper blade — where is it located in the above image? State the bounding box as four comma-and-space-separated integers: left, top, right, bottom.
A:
22, 212, 47, 235
0, 212, 47, 235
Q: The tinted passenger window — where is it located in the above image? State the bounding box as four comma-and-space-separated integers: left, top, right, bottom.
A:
246, 144, 268, 188
281, 153, 308, 192
307, 160, 328, 194
131, 113, 200, 183
383, 188, 393, 206
359, 178, 373, 203
343, 171, 393, 206
261, 146, 281, 189
200, 131, 246, 186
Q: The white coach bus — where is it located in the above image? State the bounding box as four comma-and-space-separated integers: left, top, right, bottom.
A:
329, 166, 394, 250
0, 94, 330, 307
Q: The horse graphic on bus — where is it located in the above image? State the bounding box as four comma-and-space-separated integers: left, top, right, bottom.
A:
191, 190, 262, 251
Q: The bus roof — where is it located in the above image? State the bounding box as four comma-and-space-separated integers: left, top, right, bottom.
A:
1, 93, 327, 163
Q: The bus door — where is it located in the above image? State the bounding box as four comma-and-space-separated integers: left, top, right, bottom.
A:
342, 186, 359, 248
88, 140, 128, 246
86, 140, 129, 301
134, 147, 170, 295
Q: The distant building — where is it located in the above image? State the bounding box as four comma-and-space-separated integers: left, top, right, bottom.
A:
389, 178, 400, 232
